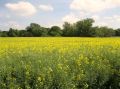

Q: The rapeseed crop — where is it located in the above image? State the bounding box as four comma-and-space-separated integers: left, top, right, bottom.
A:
0, 37, 120, 89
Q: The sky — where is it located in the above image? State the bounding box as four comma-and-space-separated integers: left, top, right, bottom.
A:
0, 0, 120, 30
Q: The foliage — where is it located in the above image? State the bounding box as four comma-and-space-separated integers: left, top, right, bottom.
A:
91, 26, 115, 37
0, 18, 118, 37
75, 18, 94, 37
0, 38, 120, 89
0, 31, 8, 37
26, 23, 43, 37
8, 28, 19, 37
115, 28, 120, 36
62, 22, 76, 37
48, 26, 62, 36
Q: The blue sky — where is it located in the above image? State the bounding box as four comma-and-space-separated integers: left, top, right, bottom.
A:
0, 0, 120, 30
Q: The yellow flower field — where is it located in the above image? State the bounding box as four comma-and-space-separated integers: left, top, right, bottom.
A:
0, 37, 120, 89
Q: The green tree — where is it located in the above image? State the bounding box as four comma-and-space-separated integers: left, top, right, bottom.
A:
115, 28, 120, 36
1, 31, 8, 37
40, 27, 49, 37
94, 26, 115, 37
0, 30, 2, 37
19, 30, 33, 37
48, 26, 62, 36
26, 23, 43, 37
62, 22, 76, 37
89, 26, 99, 37
76, 18, 94, 37
8, 28, 19, 37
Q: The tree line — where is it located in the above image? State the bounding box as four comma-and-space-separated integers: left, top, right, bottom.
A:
0, 18, 120, 37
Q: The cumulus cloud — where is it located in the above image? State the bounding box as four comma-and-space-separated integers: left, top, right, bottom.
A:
91, 15, 120, 28
39, 5, 54, 12
62, 12, 79, 23
93, 21, 108, 27
104, 15, 120, 22
5, 1, 37, 16
69, 0, 120, 28
91, 15, 100, 20
70, 0, 120, 13
62, 12, 89, 23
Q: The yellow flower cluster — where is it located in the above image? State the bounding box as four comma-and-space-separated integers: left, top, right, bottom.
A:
0, 37, 120, 89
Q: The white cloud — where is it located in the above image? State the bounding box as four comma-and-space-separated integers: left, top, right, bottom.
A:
92, 15, 120, 28
94, 21, 108, 27
70, 0, 120, 13
5, 1, 37, 16
91, 15, 108, 26
104, 15, 120, 22
46, 22, 63, 28
62, 13, 79, 23
62, 12, 88, 23
91, 15, 100, 20
39, 5, 54, 12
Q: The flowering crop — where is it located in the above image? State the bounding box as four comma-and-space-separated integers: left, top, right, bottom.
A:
0, 37, 120, 89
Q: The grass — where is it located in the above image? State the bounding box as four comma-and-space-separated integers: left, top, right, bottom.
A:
0, 37, 120, 89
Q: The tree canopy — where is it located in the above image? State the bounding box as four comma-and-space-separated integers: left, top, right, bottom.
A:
0, 18, 119, 37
